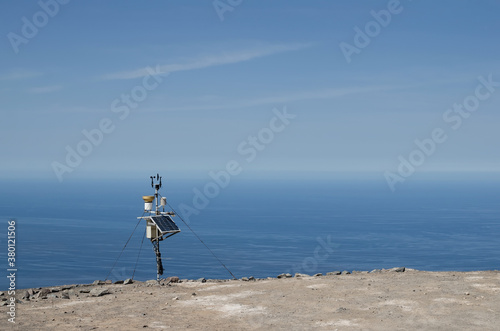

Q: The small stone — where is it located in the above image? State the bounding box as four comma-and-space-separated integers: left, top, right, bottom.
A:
114, 280, 124, 284
92, 280, 104, 286
166, 276, 180, 284
295, 273, 310, 278
47, 294, 58, 299
465, 292, 470, 295
277, 273, 286, 279
61, 292, 70, 299
314, 273, 323, 277
90, 288, 110, 297
389, 267, 405, 273
79, 289, 90, 293
192, 293, 196, 296
172, 296, 179, 300
248, 276, 255, 281
22, 291, 30, 300
124, 279, 133, 285
197, 278, 206, 283
241, 277, 249, 281
327, 271, 341, 276
60, 285, 73, 291
35, 288, 51, 299
341, 271, 350, 275
285, 273, 292, 278
370, 269, 382, 273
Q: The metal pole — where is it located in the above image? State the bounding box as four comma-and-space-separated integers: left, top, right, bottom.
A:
156, 239, 160, 283
155, 186, 159, 215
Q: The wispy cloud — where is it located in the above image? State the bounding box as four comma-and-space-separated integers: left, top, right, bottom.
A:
100, 43, 312, 80
0, 70, 42, 81
29, 85, 63, 94
151, 85, 397, 112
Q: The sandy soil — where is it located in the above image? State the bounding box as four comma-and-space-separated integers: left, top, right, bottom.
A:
2, 269, 499, 330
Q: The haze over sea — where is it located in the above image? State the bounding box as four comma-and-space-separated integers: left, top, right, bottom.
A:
1, 173, 499, 290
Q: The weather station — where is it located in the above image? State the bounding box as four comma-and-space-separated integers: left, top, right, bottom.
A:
106, 173, 236, 285
138, 174, 181, 283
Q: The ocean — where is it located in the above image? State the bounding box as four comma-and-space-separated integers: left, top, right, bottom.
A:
1, 174, 499, 290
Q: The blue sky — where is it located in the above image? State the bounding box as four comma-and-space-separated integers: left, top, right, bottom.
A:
1, 0, 500, 182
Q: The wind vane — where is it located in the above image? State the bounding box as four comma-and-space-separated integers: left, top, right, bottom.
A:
138, 174, 181, 283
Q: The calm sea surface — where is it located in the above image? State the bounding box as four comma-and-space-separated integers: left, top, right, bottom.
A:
1, 175, 499, 290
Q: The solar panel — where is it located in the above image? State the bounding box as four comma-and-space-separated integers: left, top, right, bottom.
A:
149, 215, 180, 234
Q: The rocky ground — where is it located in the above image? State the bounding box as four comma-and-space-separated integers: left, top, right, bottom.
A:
2, 268, 499, 330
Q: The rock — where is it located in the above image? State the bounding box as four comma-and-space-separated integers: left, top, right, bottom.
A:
22, 291, 30, 300
104, 280, 112, 284
314, 273, 323, 277
197, 278, 206, 283
61, 292, 70, 299
0, 292, 4, 296
285, 273, 292, 278
27, 289, 34, 296
1, 301, 7, 306
389, 267, 405, 273
370, 269, 382, 273
35, 288, 51, 299
172, 296, 179, 300
327, 271, 341, 276
90, 288, 110, 297
79, 289, 90, 294
341, 271, 351, 275
295, 273, 310, 277
47, 294, 59, 299
114, 280, 124, 284
166, 276, 180, 283
50, 287, 60, 293
351, 270, 360, 274
60, 285, 73, 291
93, 280, 104, 286
248, 276, 255, 281
277, 273, 286, 279
124, 279, 133, 285
241, 277, 249, 281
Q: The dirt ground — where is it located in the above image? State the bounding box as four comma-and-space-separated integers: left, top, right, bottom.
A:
2, 269, 499, 330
